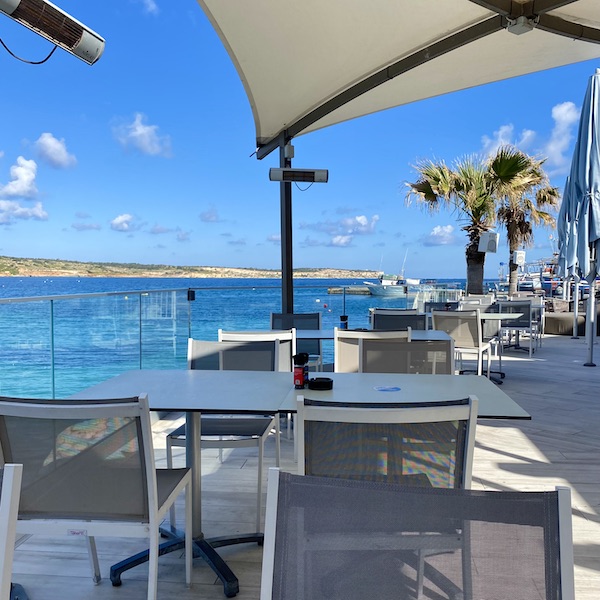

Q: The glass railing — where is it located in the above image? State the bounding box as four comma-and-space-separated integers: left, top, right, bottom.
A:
0, 280, 467, 398
0, 289, 193, 398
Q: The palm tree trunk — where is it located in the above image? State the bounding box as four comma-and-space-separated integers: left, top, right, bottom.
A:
465, 242, 485, 295
508, 245, 519, 296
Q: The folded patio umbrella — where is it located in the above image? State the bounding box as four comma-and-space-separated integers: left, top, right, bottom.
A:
557, 69, 600, 365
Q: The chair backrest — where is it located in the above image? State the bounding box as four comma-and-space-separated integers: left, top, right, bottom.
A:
270, 313, 321, 357
497, 299, 533, 328
261, 470, 575, 600
424, 301, 459, 313
0, 395, 157, 524
464, 293, 495, 305
333, 328, 412, 373
218, 329, 295, 371
0, 463, 23, 600
371, 311, 426, 331
431, 309, 482, 349
296, 395, 477, 489
359, 337, 454, 374
188, 338, 280, 371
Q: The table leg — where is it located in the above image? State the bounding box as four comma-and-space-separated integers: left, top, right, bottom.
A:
109, 411, 263, 598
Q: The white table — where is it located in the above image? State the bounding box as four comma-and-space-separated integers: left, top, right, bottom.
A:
73, 368, 529, 596
280, 372, 530, 419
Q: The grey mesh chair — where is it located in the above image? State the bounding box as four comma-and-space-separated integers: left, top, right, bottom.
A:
0, 464, 23, 600
166, 339, 281, 532
360, 337, 454, 374
497, 299, 538, 356
218, 328, 296, 371
0, 395, 192, 600
261, 470, 575, 600
371, 310, 427, 331
334, 328, 412, 373
431, 309, 492, 377
270, 312, 322, 371
296, 395, 477, 489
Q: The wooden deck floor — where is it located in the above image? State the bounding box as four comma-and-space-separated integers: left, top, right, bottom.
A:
11, 333, 600, 599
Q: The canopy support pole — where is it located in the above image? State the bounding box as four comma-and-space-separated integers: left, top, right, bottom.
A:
279, 137, 294, 314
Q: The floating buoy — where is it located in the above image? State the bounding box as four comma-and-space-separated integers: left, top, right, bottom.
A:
323, 303, 328, 308
315, 299, 320, 303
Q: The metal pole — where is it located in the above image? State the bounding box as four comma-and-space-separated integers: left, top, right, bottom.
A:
572, 276, 580, 339
584, 247, 597, 366
280, 140, 293, 314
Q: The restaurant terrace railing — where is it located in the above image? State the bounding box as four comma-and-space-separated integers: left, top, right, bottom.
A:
0, 283, 465, 398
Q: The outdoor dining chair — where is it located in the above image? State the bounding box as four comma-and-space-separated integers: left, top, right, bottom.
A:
333, 328, 412, 373
270, 312, 323, 371
260, 470, 575, 600
497, 299, 539, 356
295, 395, 477, 489
0, 464, 23, 600
166, 338, 281, 532
359, 336, 454, 374
371, 309, 427, 331
0, 395, 192, 600
218, 328, 296, 371
431, 309, 492, 377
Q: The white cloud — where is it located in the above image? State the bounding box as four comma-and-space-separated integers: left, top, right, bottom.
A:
423, 225, 455, 246
0, 156, 38, 198
541, 101, 580, 175
267, 234, 280, 244
35, 133, 76, 168
200, 206, 221, 222
72, 222, 101, 231
330, 235, 353, 247
176, 229, 190, 242
110, 213, 137, 232
0, 199, 47, 224
150, 224, 172, 234
140, 0, 159, 14
481, 124, 535, 157
114, 113, 171, 157
340, 214, 380, 234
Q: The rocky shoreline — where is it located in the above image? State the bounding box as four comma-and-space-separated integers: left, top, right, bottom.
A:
0, 256, 378, 279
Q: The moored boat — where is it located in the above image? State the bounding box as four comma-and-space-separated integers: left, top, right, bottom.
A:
363, 273, 420, 297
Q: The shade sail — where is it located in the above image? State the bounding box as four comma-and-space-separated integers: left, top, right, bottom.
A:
197, 0, 600, 158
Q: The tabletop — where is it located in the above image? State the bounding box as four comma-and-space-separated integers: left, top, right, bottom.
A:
73, 368, 529, 419
281, 372, 530, 419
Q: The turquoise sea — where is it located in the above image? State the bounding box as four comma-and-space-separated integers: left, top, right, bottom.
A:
0, 276, 470, 398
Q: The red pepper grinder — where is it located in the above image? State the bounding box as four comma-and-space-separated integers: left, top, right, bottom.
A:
293, 353, 309, 389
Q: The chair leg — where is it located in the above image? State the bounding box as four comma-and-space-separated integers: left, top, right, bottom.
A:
274, 418, 281, 468
147, 529, 159, 600
185, 481, 192, 588
256, 440, 263, 532
86, 535, 101, 584
166, 437, 177, 530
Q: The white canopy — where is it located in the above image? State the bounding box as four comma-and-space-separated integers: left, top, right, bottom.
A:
197, 0, 600, 158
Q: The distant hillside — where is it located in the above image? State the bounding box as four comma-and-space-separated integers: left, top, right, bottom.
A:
0, 256, 378, 279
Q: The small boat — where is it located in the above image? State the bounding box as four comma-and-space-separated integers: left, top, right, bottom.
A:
363, 273, 421, 297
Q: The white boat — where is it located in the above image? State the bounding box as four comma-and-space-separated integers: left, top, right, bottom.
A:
363, 273, 421, 297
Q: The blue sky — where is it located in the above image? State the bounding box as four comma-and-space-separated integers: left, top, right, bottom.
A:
0, 1, 598, 279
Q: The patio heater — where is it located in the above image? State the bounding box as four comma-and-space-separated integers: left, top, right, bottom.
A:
268, 142, 328, 314
0, 0, 105, 65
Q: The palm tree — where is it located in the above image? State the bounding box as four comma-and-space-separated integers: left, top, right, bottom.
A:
405, 156, 496, 294
488, 147, 560, 296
